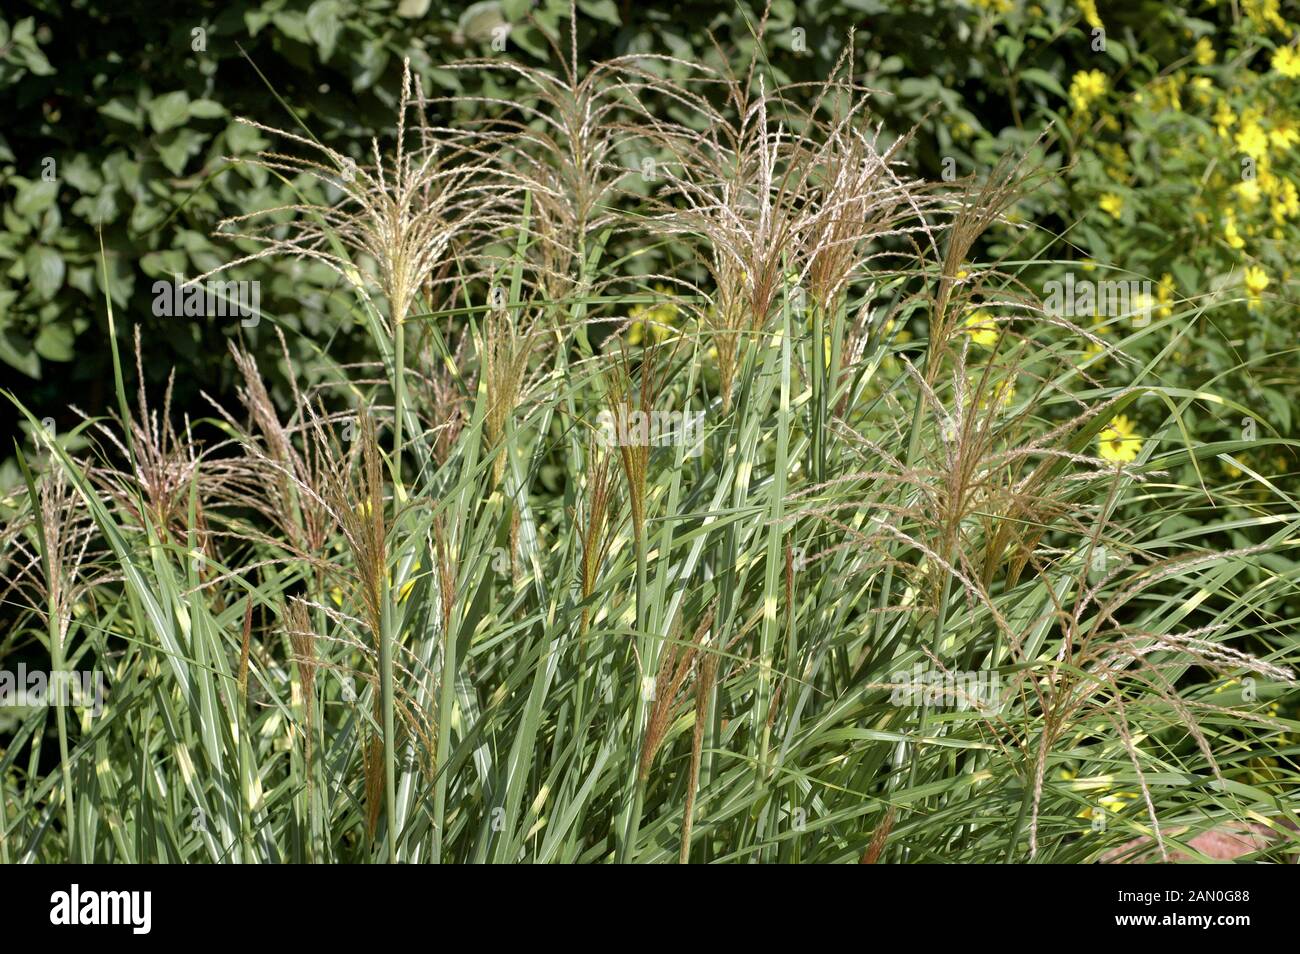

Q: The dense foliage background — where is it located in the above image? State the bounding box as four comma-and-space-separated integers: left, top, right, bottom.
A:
3, 0, 1296, 460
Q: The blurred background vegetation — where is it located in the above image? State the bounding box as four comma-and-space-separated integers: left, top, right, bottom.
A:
1, 0, 1296, 494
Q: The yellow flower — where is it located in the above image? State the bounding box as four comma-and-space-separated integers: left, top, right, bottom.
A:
1098, 414, 1142, 463
1157, 273, 1175, 318
1099, 791, 1139, 814
1099, 193, 1123, 219
1076, 0, 1103, 30
627, 284, 679, 345
1076, 789, 1138, 821
1237, 177, 1263, 205
1268, 117, 1300, 150
882, 316, 913, 344
1243, 265, 1269, 308
1213, 100, 1237, 138
949, 117, 975, 141
1127, 290, 1155, 327
1244, 0, 1289, 34
1224, 209, 1246, 249
976, 376, 1016, 412
1194, 37, 1216, 66
1150, 75, 1183, 112
1272, 178, 1300, 222
330, 586, 344, 607
1235, 121, 1269, 161
1098, 141, 1128, 181
962, 309, 999, 348
1069, 70, 1107, 114
1275, 46, 1300, 78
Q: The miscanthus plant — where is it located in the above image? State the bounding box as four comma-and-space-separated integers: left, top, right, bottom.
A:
3, 13, 1298, 864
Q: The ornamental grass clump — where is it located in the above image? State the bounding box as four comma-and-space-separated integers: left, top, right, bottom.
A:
199, 57, 517, 478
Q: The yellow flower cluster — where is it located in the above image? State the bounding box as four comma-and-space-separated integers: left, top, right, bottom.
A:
1223, 208, 1246, 249
626, 284, 679, 346
962, 309, 999, 348
1057, 769, 1139, 823
1098, 415, 1142, 463
1213, 98, 1235, 137
1244, 265, 1270, 308
1157, 273, 1175, 318
1076, 0, 1102, 30
1148, 75, 1183, 112
1274, 46, 1300, 78
1235, 117, 1269, 161
1097, 141, 1128, 182
1069, 69, 1108, 114
1209, 96, 1300, 252
973, 374, 1016, 413
1244, 0, 1289, 35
